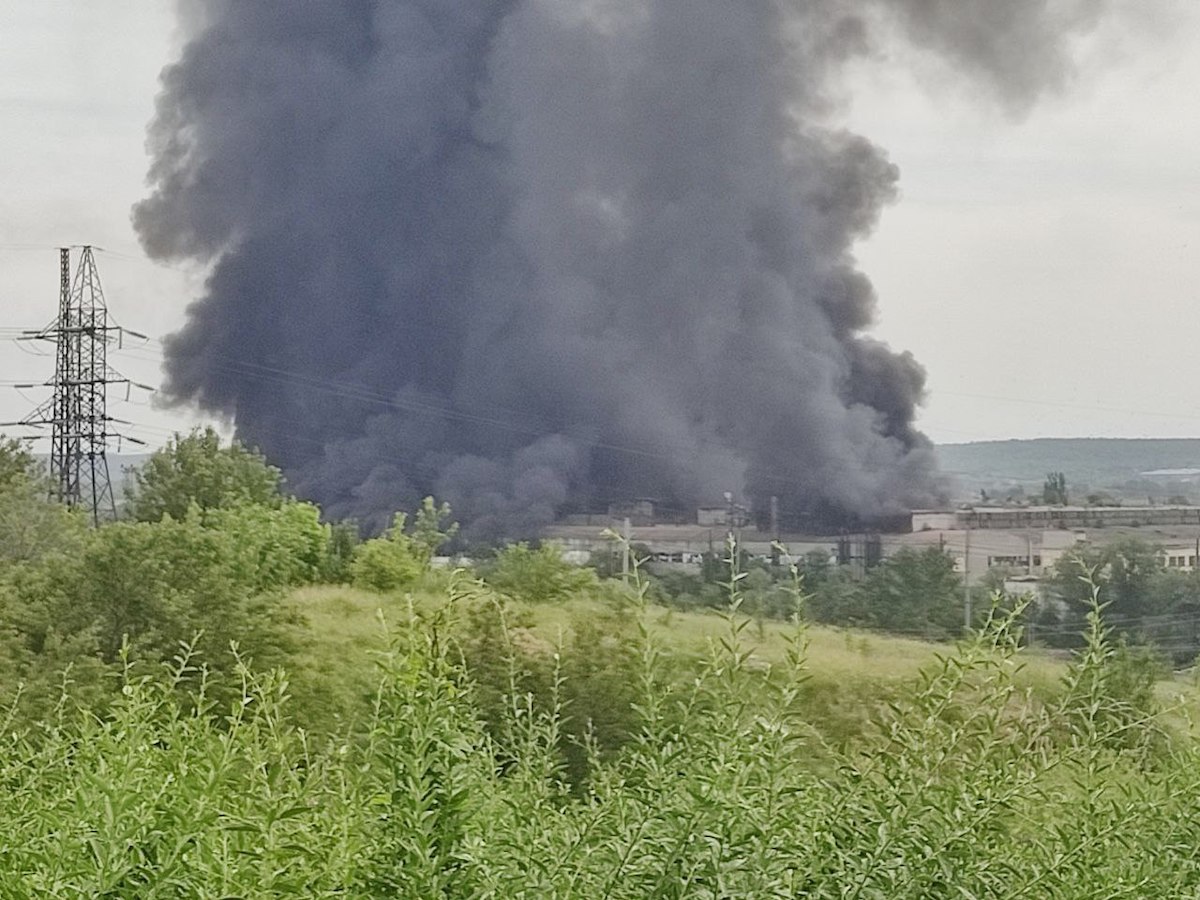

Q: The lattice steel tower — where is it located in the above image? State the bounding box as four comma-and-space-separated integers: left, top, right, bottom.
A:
14, 247, 140, 524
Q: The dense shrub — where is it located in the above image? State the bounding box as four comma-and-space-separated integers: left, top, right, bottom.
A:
124, 427, 283, 522
350, 513, 426, 592
3, 512, 296, 669
478, 542, 597, 603
4, 580, 1200, 896
0, 502, 320, 723
205, 500, 330, 591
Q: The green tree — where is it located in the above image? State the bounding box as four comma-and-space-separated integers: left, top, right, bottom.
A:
350, 513, 425, 592
480, 542, 597, 604
125, 427, 282, 522
806, 565, 868, 626
1043, 471, 1069, 506
205, 500, 330, 591
0, 436, 36, 491
1049, 538, 1163, 620
859, 546, 963, 637
323, 519, 361, 583
0, 445, 85, 565
798, 549, 834, 589
4, 512, 293, 671
409, 496, 459, 566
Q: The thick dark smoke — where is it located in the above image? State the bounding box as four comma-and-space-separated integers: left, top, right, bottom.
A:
136, 0, 1111, 537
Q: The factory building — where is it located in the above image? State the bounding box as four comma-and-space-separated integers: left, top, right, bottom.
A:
888, 528, 1084, 585
544, 503, 1200, 589
913, 505, 1200, 532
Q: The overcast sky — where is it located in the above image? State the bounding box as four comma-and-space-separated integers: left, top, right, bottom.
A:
1, 1, 1198, 450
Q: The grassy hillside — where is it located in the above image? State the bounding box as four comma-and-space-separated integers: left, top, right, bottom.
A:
281, 582, 1073, 746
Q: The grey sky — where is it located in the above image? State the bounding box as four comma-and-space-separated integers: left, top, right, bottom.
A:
1, 1, 1198, 449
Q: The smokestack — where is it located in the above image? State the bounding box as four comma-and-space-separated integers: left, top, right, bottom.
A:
135, 0, 1114, 537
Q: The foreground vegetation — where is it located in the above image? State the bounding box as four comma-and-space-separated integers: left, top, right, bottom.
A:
5, 431, 1200, 894
4, 585, 1200, 896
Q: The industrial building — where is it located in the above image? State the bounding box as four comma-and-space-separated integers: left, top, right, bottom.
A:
913, 505, 1200, 532
544, 502, 1200, 590
887, 528, 1084, 584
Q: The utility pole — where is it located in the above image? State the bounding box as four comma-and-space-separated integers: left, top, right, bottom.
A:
622, 516, 632, 582
963, 525, 973, 632
4, 247, 148, 524
769, 495, 780, 565
724, 490, 735, 545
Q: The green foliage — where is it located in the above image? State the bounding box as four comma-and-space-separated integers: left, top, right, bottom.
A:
205, 500, 329, 591
857, 546, 963, 638
350, 513, 425, 593
0, 475, 86, 566
323, 519, 362, 583
352, 594, 494, 896
0, 648, 361, 896
14, 433, 1200, 894
0, 504, 314, 724
409, 496, 459, 565
1043, 470, 1069, 505
1041, 539, 1200, 662
1057, 585, 1167, 752
348, 500, 459, 593
25, 513, 293, 666
455, 587, 643, 787
1049, 538, 1162, 618
125, 426, 282, 522
0, 436, 36, 490
651, 545, 965, 641
648, 568, 725, 611
3, 557, 1200, 894
589, 541, 653, 580
0, 436, 84, 566
479, 541, 597, 603
804, 565, 867, 625
740, 565, 803, 621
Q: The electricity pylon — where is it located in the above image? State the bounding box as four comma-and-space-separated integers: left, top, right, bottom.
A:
4, 247, 147, 524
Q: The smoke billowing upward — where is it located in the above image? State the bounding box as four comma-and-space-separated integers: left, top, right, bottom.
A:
137, 0, 1111, 537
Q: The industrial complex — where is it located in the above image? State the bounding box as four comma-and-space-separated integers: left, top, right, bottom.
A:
544, 501, 1200, 598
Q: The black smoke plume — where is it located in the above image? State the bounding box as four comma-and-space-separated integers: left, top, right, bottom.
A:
136, 0, 1110, 537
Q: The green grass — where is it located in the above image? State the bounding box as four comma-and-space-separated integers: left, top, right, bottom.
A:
281, 579, 1074, 745
9, 575, 1200, 895
280, 584, 407, 734
281, 577, 1200, 751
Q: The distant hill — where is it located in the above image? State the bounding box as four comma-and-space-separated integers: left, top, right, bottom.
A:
935, 439, 1200, 502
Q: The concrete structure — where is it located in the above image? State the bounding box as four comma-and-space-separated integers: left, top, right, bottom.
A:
546, 503, 1199, 588
542, 522, 836, 568
909, 510, 958, 531
1002, 574, 1043, 599
607, 499, 658, 526
913, 505, 1200, 533
889, 528, 1084, 585
546, 518, 1087, 585
1159, 541, 1200, 571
